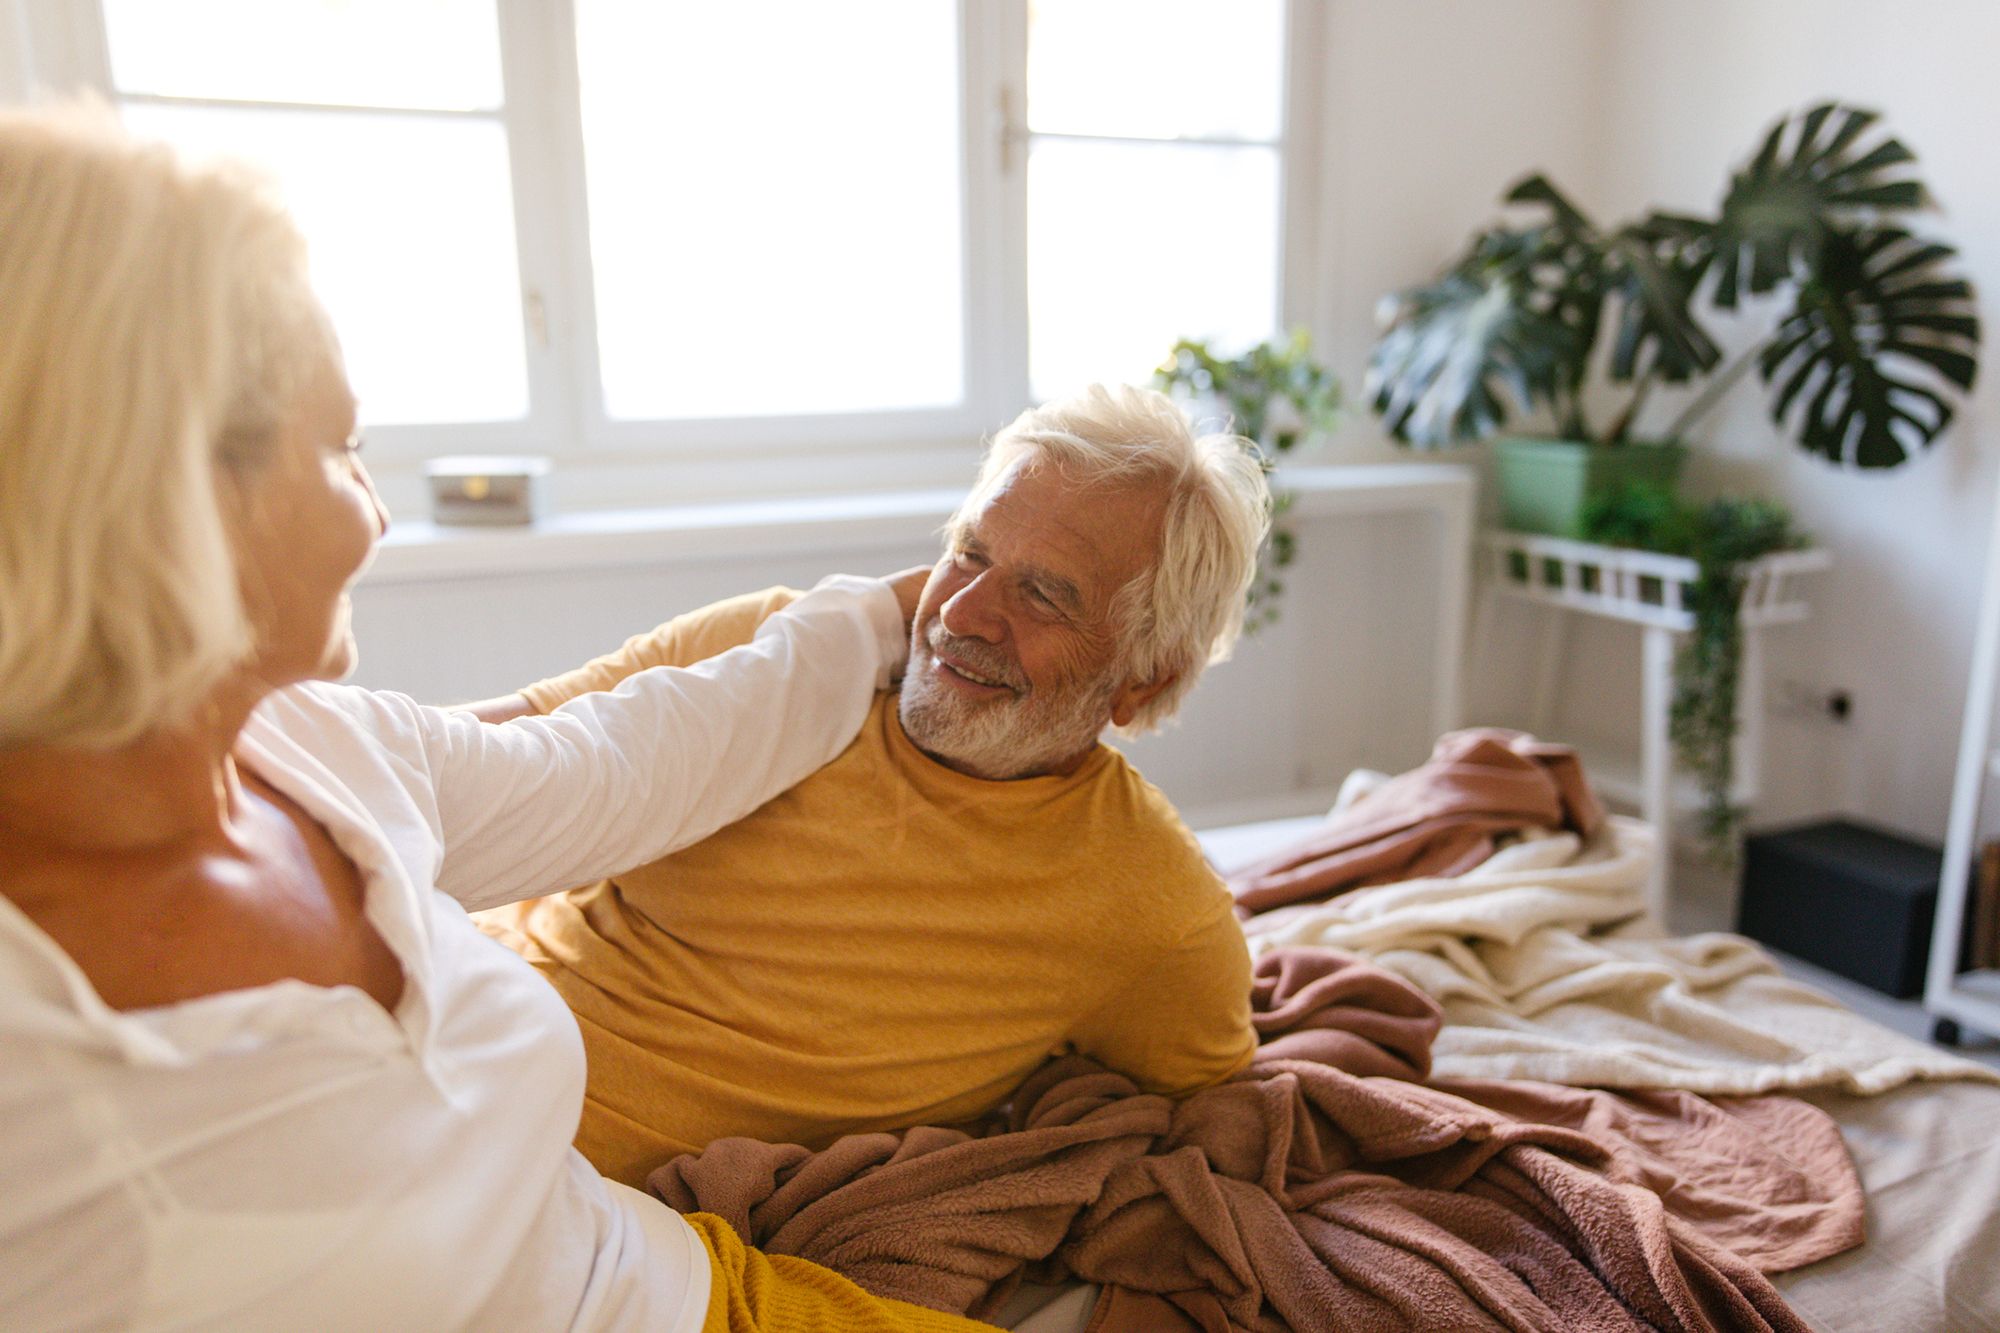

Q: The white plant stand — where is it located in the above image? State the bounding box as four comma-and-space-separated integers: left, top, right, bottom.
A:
1476, 531, 1831, 921
1926, 464, 2000, 1046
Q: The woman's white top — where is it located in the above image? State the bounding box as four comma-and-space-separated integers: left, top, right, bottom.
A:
0, 576, 907, 1331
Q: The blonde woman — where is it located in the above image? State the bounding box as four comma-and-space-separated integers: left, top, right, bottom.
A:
0, 107, 990, 1332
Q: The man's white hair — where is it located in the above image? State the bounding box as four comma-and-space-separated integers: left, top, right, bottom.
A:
952, 383, 1272, 734
0, 104, 335, 749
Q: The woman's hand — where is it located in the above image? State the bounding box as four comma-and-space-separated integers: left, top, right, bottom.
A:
880, 565, 932, 636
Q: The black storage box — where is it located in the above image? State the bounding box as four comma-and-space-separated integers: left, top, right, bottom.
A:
1737, 819, 1941, 999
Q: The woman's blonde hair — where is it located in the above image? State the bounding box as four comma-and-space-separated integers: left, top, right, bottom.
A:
0, 104, 334, 749
955, 383, 1273, 735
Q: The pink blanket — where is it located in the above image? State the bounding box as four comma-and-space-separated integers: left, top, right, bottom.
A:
1229, 729, 1606, 915
650, 950, 1860, 1332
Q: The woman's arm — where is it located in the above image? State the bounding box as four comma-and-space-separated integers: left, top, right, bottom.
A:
421, 573, 912, 911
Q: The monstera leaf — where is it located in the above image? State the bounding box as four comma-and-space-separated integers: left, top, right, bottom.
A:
1503, 175, 1609, 394
1367, 231, 1582, 448
1760, 226, 1981, 467
1602, 213, 1722, 386
1509, 175, 1723, 389
1712, 104, 1926, 308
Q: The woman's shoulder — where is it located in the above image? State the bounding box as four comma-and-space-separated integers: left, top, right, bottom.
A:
243, 683, 456, 891
246, 682, 445, 812
255, 681, 432, 754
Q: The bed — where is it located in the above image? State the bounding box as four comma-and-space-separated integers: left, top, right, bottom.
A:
985, 814, 2000, 1333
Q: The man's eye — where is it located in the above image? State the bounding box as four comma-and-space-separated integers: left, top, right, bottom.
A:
343, 434, 365, 455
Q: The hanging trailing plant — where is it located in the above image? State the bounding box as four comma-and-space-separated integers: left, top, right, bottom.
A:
1582, 484, 1805, 858
1154, 330, 1343, 630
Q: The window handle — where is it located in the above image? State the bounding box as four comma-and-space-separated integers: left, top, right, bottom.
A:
998, 84, 1027, 174
524, 289, 549, 350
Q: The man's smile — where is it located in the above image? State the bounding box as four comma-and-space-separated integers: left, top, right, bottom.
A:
932, 649, 1018, 696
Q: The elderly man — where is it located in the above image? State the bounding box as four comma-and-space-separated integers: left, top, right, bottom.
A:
474, 383, 1272, 1188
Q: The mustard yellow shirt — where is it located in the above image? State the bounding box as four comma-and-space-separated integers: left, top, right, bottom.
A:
481, 588, 1253, 1188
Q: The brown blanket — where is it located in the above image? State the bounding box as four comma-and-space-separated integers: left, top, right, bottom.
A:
650, 950, 1861, 1332
1229, 729, 1606, 915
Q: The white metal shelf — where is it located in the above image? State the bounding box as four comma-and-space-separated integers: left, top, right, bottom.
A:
1476, 531, 1830, 922
1480, 531, 1831, 631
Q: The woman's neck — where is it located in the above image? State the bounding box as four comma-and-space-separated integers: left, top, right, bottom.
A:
0, 681, 265, 857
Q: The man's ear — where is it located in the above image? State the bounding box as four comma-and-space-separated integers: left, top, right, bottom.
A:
1109, 674, 1178, 729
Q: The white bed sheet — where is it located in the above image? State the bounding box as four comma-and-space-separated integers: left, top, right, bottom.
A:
1777, 1081, 2000, 1332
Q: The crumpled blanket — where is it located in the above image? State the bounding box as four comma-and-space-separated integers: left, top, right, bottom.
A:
1229, 729, 1605, 916
1240, 814, 2000, 1095
650, 949, 1859, 1332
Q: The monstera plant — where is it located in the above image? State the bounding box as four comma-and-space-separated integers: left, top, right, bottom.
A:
1369, 102, 1983, 859
1368, 102, 1982, 486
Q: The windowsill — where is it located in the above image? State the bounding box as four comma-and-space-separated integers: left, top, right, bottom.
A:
361, 462, 1477, 586
365, 488, 966, 585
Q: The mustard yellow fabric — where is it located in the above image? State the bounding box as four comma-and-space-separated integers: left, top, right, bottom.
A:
685, 1212, 998, 1332
482, 588, 1253, 1188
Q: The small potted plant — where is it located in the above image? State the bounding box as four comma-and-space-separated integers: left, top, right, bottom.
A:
1366, 102, 1982, 536
1155, 329, 1343, 629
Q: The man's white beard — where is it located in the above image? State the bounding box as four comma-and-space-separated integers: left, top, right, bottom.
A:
898, 622, 1120, 780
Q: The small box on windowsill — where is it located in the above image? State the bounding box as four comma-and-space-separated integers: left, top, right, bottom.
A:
426, 455, 550, 526
1737, 819, 1942, 999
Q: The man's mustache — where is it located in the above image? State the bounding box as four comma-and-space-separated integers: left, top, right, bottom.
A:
924, 624, 1027, 694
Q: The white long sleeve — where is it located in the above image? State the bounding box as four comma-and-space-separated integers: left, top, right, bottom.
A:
260, 573, 905, 913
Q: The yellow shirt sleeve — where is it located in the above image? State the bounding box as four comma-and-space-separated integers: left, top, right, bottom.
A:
1065, 895, 1255, 1095
518, 586, 805, 715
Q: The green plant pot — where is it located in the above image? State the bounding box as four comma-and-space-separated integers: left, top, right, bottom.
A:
1492, 437, 1686, 537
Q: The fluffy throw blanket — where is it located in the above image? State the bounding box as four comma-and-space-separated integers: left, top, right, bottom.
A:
1236, 811, 1999, 1095
651, 950, 1861, 1332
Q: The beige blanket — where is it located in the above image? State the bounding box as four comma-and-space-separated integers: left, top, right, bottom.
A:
1238, 812, 1998, 1095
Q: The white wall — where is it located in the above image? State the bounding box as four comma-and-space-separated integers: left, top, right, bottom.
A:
0, 2, 28, 104
1575, 0, 2000, 842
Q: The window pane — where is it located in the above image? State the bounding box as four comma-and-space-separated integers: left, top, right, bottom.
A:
103, 0, 503, 111
1028, 140, 1278, 402
122, 104, 529, 425
576, 0, 964, 420
1028, 0, 1286, 141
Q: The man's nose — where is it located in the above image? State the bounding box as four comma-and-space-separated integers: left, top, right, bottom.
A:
938, 572, 1005, 644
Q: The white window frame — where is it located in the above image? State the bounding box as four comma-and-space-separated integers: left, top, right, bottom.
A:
9, 0, 1324, 505
1010, 2, 1303, 404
